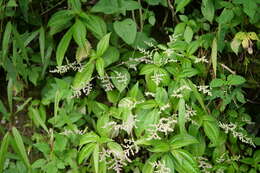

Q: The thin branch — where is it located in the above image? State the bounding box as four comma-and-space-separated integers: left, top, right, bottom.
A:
220, 63, 236, 74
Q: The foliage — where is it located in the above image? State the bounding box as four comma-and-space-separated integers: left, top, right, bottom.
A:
0, 0, 260, 173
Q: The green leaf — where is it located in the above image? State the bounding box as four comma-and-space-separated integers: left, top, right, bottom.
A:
170, 134, 199, 149
203, 119, 219, 145
18, 0, 29, 21
93, 144, 99, 173
48, 10, 74, 28
28, 107, 48, 133
103, 46, 120, 67
162, 154, 175, 173
176, 0, 191, 12
39, 27, 45, 63
184, 26, 193, 43
113, 18, 137, 44
211, 37, 217, 77
210, 78, 225, 87
80, 13, 107, 39
96, 33, 111, 56
226, 75, 246, 85
73, 62, 95, 89
56, 28, 73, 66
178, 98, 186, 134
53, 134, 68, 152
171, 149, 199, 173
78, 143, 96, 164
12, 127, 31, 169
149, 141, 170, 153
12, 26, 28, 61
1, 21, 12, 63
201, 0, 215, 22
73, 19, 86, 48
231, 38, 241, 55
96, 58, 105, 77
155, 87, 168, 106
217, 9, 234, 24
110, 67, 130, 92
0, 132, 10, 173
7, 79, 13, 113
80, 132, 100, 145
68, 0, 81, 12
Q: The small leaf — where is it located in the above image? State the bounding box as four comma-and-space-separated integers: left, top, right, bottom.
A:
231, 38, 241, 55
78, 143, 95, 164
39, 27, 45, 63
170, 134, 199, 149
28, 107, 48, 133
226, 75, 246, 85
201, 0, 215, 22
211, 37, 217, 77
0, 132, 10, 173
113, 18, 137, 44
93, 144, 99, 173
12, 127, 31, 169
1, 22, 12, 63
184, 26, 193, 43
72, 62, 95, 89
96, 33, 111, 56
80, 132, 100, 145
96, 58, 105, 77
210, 78, 225, 87
73, 19, 86, 48
178, 98, 186, 134
48, 10, 74, 28
56, 28, 73, 66
176, 0, 191, 12
203, 118, 219, 145
110, 67, 130, 92
76, 40, 91, 63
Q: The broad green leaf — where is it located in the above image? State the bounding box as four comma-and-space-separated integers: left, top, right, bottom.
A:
0, 132, 10, 173
171, 149, 199, 173
53, 134, 68, 152
201, 0, 215, 22
28, 107, 48, 133
18, 0, 29, 21
2, 22, 12, 63
96, 58, 105, 77
184, 26, 193, 43
113, 18, 137, 44
155, 87, 168, 106
76, 40, 91, 63
39, 27, 45, 63
96, 33, 111, 56
230, 38, 241, 55
162, 154, 175, 173
110, 67, 130, 92
72, 62, 95, 89
203, 119, 219, 145
103, 46, 120, 67
140, 64, 157, 75
142, 154, 160, 173
12, 26, 28, 61
80, 132, 100, 145
149, 141, 170, 152
176, 0, 191, 12
211, 37, 217, 77
187, 80, 206, 112
78, 143, 95, 164
217, 8, 234, 24
12, 127, 31, 169
210, 78, 225, 87
73, 19, 86, 48
226, 75, 246, 85
7, 79, 13, 113
68, 0, 81, 12
170, 134, 199, 149
93, 144, 99, 173
178, 98, 186, 134
48, 10, 75, 27
80, 13, 107, 39
56, 28, 73, 66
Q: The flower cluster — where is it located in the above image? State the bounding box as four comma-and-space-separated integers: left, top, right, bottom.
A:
197, 85, 212, 96
50, 61, 83, 74
194, 56, 209, 64
185, 104, 196, 121
219, 122, 255, 147
151, 73, 165, 85
98, 74, 114, 91
197, 157, 212, 173
171, 85, 191, 98
151, 161, 171, 173
148, 116, 177, 140
71, 82, 92, 98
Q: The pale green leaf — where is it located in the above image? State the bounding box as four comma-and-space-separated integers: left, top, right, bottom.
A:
211, 37, 217, 77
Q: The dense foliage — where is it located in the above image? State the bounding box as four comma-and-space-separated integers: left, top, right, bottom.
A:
0, 0, 260, 172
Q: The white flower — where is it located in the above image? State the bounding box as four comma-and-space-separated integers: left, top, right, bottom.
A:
194, 56, 209, 64
151, 73, 165, 86
151, 161, 171, 173
197, 85, 212, 96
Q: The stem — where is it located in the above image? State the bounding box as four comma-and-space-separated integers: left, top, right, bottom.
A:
137, 0, 143, 32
